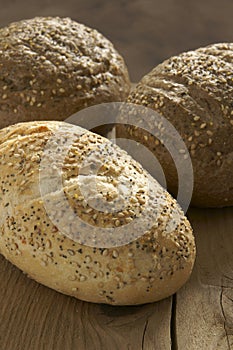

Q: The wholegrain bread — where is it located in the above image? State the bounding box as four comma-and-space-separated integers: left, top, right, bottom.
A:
0, 121, 195, 305
0, 16, 130, 133
116, 43, 233, 207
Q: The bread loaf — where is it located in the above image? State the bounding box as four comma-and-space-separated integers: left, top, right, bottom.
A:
0, 121, 195, 305
0, 16, 130, 134
116, 43, 233, 207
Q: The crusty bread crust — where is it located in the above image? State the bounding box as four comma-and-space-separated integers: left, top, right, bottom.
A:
0, 121, 195, 305
0, 17, 130, 132
117, 43, 233, 207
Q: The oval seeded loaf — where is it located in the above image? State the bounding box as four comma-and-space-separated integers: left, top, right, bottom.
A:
116, 43, 233, 207
0, 121, 195, 305
0, 16, 130, 134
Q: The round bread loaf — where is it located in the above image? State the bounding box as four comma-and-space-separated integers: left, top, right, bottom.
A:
0, 16, 130, 134
116, 43, 233, 207
0, 121, 195, 305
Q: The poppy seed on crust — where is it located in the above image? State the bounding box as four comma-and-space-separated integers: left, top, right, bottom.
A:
0, 120, 195, 305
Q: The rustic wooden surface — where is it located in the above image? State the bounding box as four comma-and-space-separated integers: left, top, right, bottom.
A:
0, 207, 232, 350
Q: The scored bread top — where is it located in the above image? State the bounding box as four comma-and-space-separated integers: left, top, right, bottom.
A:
0, 121, 195, 305
123, 43, 233, 207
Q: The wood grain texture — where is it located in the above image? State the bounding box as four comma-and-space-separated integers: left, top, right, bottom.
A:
0, 208, 232, 349
0, 254, 172, 350
176, 208, 233, 350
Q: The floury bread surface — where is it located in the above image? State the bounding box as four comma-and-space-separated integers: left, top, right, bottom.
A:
0, 121, 195, 305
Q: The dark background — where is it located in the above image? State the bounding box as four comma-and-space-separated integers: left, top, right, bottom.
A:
0, 0, 233, 81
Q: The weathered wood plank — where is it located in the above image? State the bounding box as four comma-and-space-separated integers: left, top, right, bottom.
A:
176, 208, 233, 350
0, 255, 172, 350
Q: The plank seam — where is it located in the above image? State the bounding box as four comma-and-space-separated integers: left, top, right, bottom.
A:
141, 319, 149, 350
220, 287, 231, 350
171, 294, 177, 350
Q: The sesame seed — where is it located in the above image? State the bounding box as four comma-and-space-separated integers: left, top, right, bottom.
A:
85, 255, 92, 263
99, 271, 104, 277
200, 123, 207, 129
138, 198, 146, 205
141, 276, 147, 282
179, 149, 186, 154
115, 219, 120, 227
114, 276, 121, 282
2, 94, 7, 99
79, 275, 87, 282
130, 197, 137, 203
45, 240, 51, 249
102, 249, 108, 256
125, 217, 133, 223
68, 275, 77, 281
59, 88, 65, 93
118, 282, 124, 288
112, 250, 119, 258
90, 271, 97, 278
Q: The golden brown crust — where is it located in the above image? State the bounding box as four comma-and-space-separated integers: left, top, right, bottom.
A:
0, 17, 130, 131
0, 121, 195, 305
117, 43, 233, 207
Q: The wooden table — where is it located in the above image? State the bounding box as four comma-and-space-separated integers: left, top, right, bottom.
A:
0, 207, 232, 350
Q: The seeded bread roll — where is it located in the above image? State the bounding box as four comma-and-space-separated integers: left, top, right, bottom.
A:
0, 16, 130, 134
0, 121, 195, 305
116, 43, 233, 207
